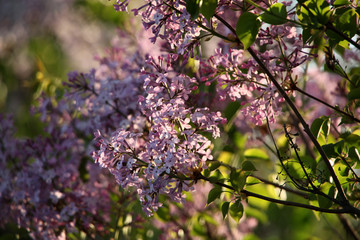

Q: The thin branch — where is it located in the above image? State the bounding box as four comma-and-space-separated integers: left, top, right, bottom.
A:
283, 125, 319, 191
289, 112, 316, 160
338, 214, 360, 240
198, 174, 358, 215
247, 46, 349, 206
283, 125, 343, 205
294, 86, 360, 123
251, 175, 309, 198
266, 117, 309, 191
326, 23, 360, 50
340, 156, 360, 181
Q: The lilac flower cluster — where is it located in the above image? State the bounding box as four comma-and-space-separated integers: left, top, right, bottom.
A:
64, 47, 147, 136
198, 48, 285, 125
112, 0, 313, 126
0, 113, 114, 239
197, 23, 313, 125
92, 54, 225, 215
1, 34, 160, 238
114, 0, 204, 58
89, 0, 319, 215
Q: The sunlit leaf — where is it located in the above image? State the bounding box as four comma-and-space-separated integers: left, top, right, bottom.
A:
317, 183, 335, 209
244, 148, 268, 160
230, 169, 247, 192
261, 3, 288, 25
200, 0, 218, 21
229, 199, 244, 222
236, 12, 261, 49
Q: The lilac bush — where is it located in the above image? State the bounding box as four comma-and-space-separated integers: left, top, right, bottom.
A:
2, 0, 360, 239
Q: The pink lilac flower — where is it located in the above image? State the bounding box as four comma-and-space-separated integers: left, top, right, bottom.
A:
0, 114, 115, 239
92, 54, 225, 215
114, 0, 205, 58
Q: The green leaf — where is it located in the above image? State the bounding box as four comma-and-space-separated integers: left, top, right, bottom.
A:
202, 213, 218, 225
322, 143, 338, 158
334, 0, 350, 7
236, 12, 261, 49
192, 221, 207, 236
229, 199, 244, 222
230, 169, 247, 192
244, 148, 268, 160
348, 88, 360, 100
318, 0, 331, 24
321, 118, 330, 138
200, 0, 218, 21
208, 161, 221, 171
302, 155, 317, 172
310, 117, 327, 139
317, 183, 335, 209
297, 0, 331, 26
224, 101, 241, 120
207, 187, 222, 205
246, 176, 262, 186
208, 169, 224, 183
316, 161, 331, 183
317, 190, 334, 209
233, 132, 247, 149
221, 201, 230, 219
242, 160, 257, 171
348, 147, 360, 166
186, 0, 200, 20
336, 8, 358, 38
343, 133, 360, 146
156, 205, 171, 221
334, 140, 345, 155
338, 163, 350, 177
261, 3, 288, 25
302, 27, 312, 44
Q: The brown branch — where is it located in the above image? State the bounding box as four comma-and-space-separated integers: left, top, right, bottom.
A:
338, 214, 360, 240
294, 86, 360, 123
199, 174, 359, 216
326, 23, 360, 50
251, 175, 309, 198
247, 47, 349, 206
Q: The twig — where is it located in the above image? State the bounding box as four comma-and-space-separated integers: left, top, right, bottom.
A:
326, 23, 360, 50
199, 174, 358, 215
294, 86, 360, 123
247, 46, 349, 206
338, 214, 360, 240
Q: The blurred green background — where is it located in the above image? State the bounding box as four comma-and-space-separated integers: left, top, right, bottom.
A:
0, 0, 128, 137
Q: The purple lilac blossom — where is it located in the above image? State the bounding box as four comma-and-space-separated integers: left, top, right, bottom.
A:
92, 54, 225, 215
